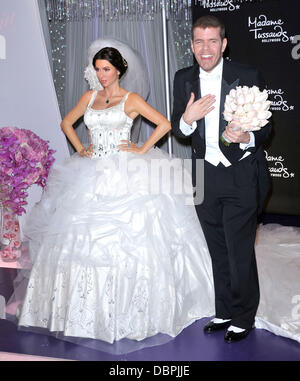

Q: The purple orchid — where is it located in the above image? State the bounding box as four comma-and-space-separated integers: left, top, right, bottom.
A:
0, 126, 56, 215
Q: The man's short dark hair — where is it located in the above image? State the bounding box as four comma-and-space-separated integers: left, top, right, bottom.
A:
192, 15, 225, 40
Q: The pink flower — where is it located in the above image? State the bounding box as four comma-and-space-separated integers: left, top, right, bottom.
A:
0, 126, 56, 216
15, 151, 23, 162
1, 251, 9, 258
223, 111, 233, 122
14, 240, 21, 248
5, 221, 13, 229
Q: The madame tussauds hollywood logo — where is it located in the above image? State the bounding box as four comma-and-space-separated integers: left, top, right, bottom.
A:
267, 89, 294, 112
265, 151, 295, 179
201, 1, 239, 12
248, 14, 290, 43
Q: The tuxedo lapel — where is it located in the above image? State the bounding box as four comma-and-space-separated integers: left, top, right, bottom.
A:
219, 61, 239, 137
195, 81, 206, 139
184, 76, 199, 101
185, 65, 205, 139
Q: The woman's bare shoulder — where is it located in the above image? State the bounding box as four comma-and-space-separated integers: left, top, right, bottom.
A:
77, 90, 95, 105
127, 92, 144, 103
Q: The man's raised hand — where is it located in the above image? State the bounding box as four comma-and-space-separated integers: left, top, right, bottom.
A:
183, 93, 216, 126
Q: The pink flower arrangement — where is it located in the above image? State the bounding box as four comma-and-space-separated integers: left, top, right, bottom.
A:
1, 212, 21, 261
0, 126, 55, 215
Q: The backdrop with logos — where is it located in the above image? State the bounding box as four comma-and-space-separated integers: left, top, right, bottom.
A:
192, 0, 300, 215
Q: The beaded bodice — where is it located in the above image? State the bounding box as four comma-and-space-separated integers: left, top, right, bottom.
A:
84, 91, 133, 158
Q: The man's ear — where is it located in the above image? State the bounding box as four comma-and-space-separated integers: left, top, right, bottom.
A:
222, 38, 228, 53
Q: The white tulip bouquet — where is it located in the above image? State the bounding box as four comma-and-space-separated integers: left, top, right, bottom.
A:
221, 85, 272, 146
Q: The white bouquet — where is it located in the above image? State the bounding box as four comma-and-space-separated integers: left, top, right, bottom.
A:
221, 85, 272, 145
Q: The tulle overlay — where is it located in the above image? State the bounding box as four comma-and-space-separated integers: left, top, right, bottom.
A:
255, 223, 300, 343
16, 147, 215, 344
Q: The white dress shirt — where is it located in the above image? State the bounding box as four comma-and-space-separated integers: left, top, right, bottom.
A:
179, 58, 254, 166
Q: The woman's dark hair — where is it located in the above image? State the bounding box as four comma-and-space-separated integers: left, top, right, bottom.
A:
92, 47, 128, 79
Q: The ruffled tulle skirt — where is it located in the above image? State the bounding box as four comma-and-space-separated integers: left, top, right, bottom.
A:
255, 223, 300, 343
14, 148, 215, 345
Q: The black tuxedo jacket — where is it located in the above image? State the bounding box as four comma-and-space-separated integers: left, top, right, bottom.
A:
171, 59, 272, 212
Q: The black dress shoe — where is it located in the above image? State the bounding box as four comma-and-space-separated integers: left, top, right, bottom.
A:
203, 320, 231, 333
224, 328, 252, 343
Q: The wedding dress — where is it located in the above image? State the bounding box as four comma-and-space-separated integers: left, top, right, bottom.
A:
14, 91, 215, 346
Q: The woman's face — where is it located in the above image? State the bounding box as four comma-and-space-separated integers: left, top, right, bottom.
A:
94, 59, 120, 88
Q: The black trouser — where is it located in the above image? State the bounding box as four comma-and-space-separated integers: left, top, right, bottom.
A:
195, 159, 260, 329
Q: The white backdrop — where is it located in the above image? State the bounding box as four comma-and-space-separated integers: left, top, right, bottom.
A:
0, 0, 70, 238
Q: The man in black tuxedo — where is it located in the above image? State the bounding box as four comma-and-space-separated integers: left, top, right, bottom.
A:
171, 15, 271, 343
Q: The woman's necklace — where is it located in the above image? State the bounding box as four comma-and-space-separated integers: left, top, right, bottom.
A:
105, 90, 119, 104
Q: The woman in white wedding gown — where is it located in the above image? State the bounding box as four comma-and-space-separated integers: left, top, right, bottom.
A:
14, 44, 216, 346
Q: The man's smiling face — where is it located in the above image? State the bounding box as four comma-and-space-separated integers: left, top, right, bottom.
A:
191, 26, 227, 72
